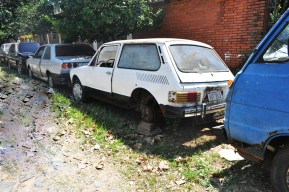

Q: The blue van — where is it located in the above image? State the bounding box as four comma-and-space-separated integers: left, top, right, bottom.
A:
224, 9, 289, 192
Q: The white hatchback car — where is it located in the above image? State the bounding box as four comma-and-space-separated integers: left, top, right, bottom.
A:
70, 38, 234, 123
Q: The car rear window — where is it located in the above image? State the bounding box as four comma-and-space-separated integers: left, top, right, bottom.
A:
56, 45, 95, 57
18, 43, 40, 53
169, 45, 228, 73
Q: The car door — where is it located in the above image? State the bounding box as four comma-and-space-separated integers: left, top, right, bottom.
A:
30, 46, 46, 76
227, 17, 289, 145
85, 45, 119, 93
39, 46, 51, 77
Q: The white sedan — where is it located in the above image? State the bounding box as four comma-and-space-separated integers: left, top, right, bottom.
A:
26, 44, 95, 87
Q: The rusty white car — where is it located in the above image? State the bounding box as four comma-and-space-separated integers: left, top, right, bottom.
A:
70, 38, 234, 123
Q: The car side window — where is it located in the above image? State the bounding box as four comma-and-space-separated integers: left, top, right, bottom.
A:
118, 44, 160, 71
95, 45, 118, 68
262, 24, 289, 63
34, 47, 45, 59
43, 46, 51, 60
9, 45, 15, 54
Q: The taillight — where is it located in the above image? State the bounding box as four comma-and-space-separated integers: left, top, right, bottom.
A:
228, 79, 233, 88
73, 63, 78, 68
168, 91, 200, 103
67, 63, 72, 68
61, 63, 67, 69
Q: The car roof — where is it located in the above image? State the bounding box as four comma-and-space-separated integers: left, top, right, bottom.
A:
105, 38, 212, 48
42, 44, 91, 46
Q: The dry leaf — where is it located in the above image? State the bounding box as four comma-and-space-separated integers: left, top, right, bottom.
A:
158, 160, 169, 170
78, 162, 87, 169
142, 164, 153, 172
136, 157, 147, 165
94, 160, 104, 170
92, 144, 101, 150
175, 179, 186, 185
175, 156, 190, 163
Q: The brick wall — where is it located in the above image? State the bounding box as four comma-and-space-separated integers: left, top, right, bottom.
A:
134, 0, 267, 72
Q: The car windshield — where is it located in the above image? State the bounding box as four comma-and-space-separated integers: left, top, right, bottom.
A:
56, 45, 95, 57
169, 45, 228, 72
19, 43, 40, 53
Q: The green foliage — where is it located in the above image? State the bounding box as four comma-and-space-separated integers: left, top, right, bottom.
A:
54, 0, 164, 42
0, 0, 23, 43
14, 0, 54, 36
269, 0, 289, 27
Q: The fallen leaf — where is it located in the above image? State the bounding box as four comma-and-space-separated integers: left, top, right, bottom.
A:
136, 157, 147, 165
142, 164, 153, 172
78, 162, 87, 169
175, 156, 190, 163
175, 179, 186, 185
92, 144, 101, 150
94, 160, 104, 170
158, 160, 169, 170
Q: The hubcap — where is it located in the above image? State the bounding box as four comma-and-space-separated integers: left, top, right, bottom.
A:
73, 83, 82, 101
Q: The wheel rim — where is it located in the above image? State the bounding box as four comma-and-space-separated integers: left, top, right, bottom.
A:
73, 83, 82, 101
48, 76, 54, 87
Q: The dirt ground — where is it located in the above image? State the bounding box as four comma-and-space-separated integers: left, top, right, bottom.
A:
0, 70, 132, 192
0, 66, 272, 192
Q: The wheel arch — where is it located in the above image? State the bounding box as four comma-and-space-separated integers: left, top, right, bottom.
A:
130, 88, 158, 103
72, 75, 80, 83
264, 134, 289, 159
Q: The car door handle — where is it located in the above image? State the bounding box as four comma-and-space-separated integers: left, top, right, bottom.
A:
106, 71, 111, 75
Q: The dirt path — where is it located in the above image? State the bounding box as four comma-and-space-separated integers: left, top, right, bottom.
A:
0, 71, 129, 192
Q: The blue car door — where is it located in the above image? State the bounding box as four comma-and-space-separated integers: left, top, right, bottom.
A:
226, 10, 289, 145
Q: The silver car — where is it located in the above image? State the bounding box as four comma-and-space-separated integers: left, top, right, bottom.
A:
26, 44, 95, 87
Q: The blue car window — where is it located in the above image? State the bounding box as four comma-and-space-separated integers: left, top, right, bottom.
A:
18, 43, 40, 53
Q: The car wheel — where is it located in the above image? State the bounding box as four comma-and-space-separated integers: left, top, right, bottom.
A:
28, 67, 34, 79
140, 95, 163, 123
48, 74, 55, 88
72, 79, 87, 102
271, 145, 289, 192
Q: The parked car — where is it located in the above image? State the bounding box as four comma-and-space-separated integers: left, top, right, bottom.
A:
0, 43, 13, 63
222, 9, 289, 192
70, 38, 234, 123
6, 42, 40, 74
26, 44, 95, 87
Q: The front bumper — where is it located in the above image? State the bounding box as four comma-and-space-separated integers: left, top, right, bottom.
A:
51, 73, 71, 86
160, 102, 226, 118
